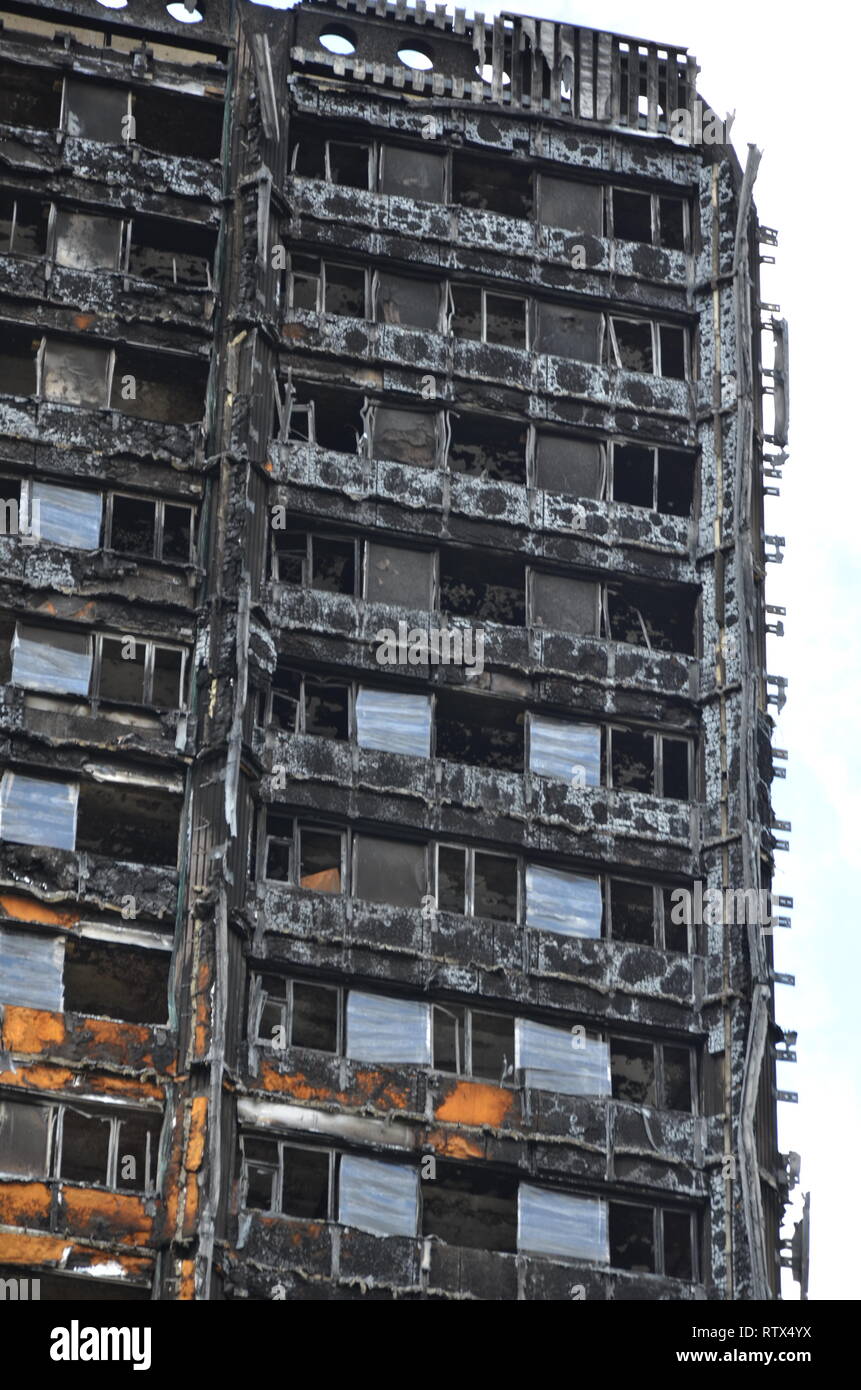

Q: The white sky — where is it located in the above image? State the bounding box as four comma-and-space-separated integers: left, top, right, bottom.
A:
251, 0, 860, 1300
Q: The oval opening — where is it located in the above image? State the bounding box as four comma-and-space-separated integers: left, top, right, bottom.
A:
95, 0, 129, 9
319, 28, 357, 56
166, 2, 204, 21
398, 47, 433, 71
475, 63, 511, 86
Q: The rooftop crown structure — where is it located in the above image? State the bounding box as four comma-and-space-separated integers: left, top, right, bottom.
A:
0, 0, 803, 1302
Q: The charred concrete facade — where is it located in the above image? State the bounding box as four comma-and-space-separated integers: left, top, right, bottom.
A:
0, 0, 799, 1302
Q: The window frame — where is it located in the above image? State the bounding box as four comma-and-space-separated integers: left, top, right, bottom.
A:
608, 1198, 698, 1280
255, 975, 344, 1056
610, 186, 691, 253
605, 724, 694, 800
0, 1095, 157, 1194
605, 875, 692, 953
606, 315, 689, 380
609, 1034, 698, 1115
433, 841, 521, 923
105, 491, 196, 565
93, 631, 187, 711
431, 1001, 516, 1084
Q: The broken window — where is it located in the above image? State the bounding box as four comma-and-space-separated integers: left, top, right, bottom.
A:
352, 834, 427, 908
447, 412, 527, 483
609, 1202, 654, 1273
355, 687, 432, 759
364, 542, 436, 610
534, 433, 603, 497
451, 287, 528, 349
423, 1162, 518, 1252
375, 271, 441, 331
538, 174, 603, 235
272, 529, 358, 593
439, 548, 525, 625
607, 580, 697, 655
281, 379, 363, 453
610, 1037, 656, 1106
339, 1154, 418, 1238
0, 926, 64, 1011
517, 1020, 610, 1096
0, 192, 48, 257
291, 259, 366, 316
0, 1099, 52, 1177
529, 716, 601, 786
608, 317, 688, 380
257, 975, 341, 1053
432, 1003, 514, 1082
107, 494, 195, 563
96, 635, 185, 709
54, 210, 122, 272
40, 339, 112, 408
63, 939, 170, 1026
663, 1209, 695, 1280
346, 992, 431, 1065
242, 1137, 333, 1219
435, 691, 524, 773
0, 60, 61, 130
434, 844, 519, 923
64, 79, 130, 144
612, 187, 689, 252
59, 1107, 158, 1192
128, 216, 214, 286
303, 678, 349, 739
326, 140, 372, 189
380, 144, 445, 202
290, 130, 326, 178
296, 826, 344, 893
134, 87, 223, 161
112, 348, 207, 423
28, 481, 103, 550
662, 886, 691, 953
372, 407, 438, 468
609, 877, 655, 945
0, 772, 78, 851
59, 1108, 112, 1185
525, 865, 602, 938
452, 154, 533, 219
76, 781, 181, 867
0, 327, 38, 396
529, 572, 599, 636
609, 728, 691, 799
518, 1186, 609, 1263
537, 302, 603, 362
10, 623, 92, 696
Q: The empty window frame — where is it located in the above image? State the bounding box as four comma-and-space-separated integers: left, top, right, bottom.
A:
608, 726, 692, 800
63, 938, 170, 1026
435, 843, 519, 923
532, 432, 605, 497
0, 60, 61, 131
611, 187, 689, 252
0, 1096, 159, 1193
271, 529, 358, 593
106, 493, 195, 564
374, 270, 442, 331
607, 878, 691, 952
264, 818, 346, 893
0, 772, 77, 851
439, 548, 526, 624
300, 674, 350, 739
0, 192, 49, 256
111, 347, 207, 424
37, 337, 112, 408
452, 154, 533, 219
607, 317, 688, 380
609, 1201, 697, 1280
127, 216, 214, 287
447, 412, 527, 484
371, 405, 440, 468
432, 1003, 515, 1083
290, 133, 373, 188
607, 580, 698, 656
94, 634, 186, 709
286, 255, 367, 317
280, 380, 364, 452
256, 975, 342, 1054
610, 1036, 695, 1113
75, 781, 182, 868
435, 690, 525, 773
451, 286, 528, 349
422, 1160, 518, 1253
611, 442, 695, 517
536, 173, 603, 235
241, 1137, 418, 1237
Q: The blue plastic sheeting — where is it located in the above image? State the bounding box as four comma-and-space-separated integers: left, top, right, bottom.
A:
516, 1018, 610, 1096
31, 481, 103, 550
525, 864, 602, 937
356, 687, 432, 758
338, 1154, 419, 1238
518, 1184, 609, 1262
346, 991, 431, 1065
0, 772, 78, 850
0, 927, 64, 1011
529, 715, 600, 784
11, 624, 92, 696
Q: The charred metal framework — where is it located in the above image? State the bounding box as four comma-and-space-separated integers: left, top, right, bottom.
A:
0, 0, 802, 1301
